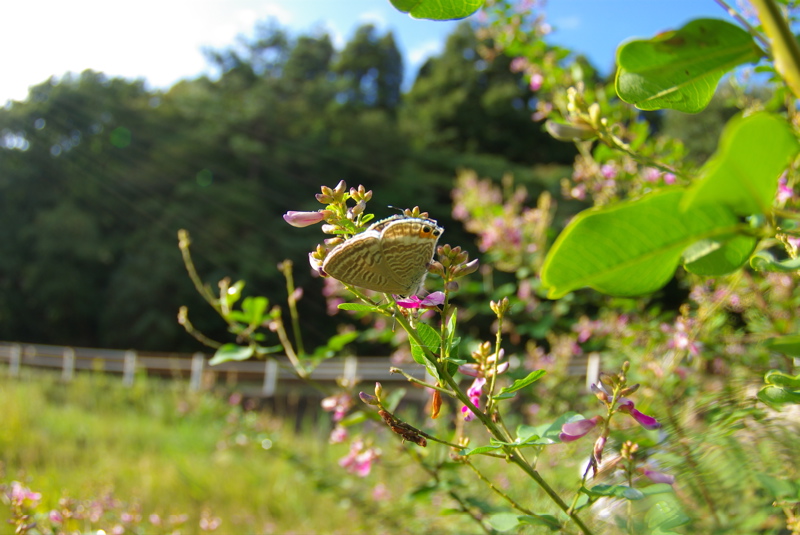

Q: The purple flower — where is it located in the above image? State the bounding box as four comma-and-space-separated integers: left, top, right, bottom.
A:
559, 415, 602, 442
600, 163, 618, 180
395, 291, 445, 309
283, 210, 326, 228
618, 398, 661, 430
642, 469, 675, 485
461, 377, 486, 422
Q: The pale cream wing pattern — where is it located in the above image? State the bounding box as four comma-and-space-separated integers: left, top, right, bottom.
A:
379, 219, 442, 295
322, 230, 407, 294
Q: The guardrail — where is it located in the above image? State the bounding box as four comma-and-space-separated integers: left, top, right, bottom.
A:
0, 342, 598, 397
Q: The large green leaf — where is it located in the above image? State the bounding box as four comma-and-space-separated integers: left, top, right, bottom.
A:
389, 0, 483, 20
682, 234, 756, 276
541, 189, 743, 298
682, 113, 799, 216
764, 336, 800, 357
616, 19, 762, 112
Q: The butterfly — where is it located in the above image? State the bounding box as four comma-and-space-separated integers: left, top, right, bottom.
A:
322, 216, 443, 296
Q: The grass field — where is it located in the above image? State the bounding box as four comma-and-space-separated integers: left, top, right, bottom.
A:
0, 368, 543, 535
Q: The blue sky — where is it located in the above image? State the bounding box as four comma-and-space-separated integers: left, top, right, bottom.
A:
2, 1, 731, 104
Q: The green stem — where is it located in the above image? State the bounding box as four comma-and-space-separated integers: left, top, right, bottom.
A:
281, 261, 306, 357
751, 0, 800, 99
392, 311, 594, 534
389, 367, 457, 397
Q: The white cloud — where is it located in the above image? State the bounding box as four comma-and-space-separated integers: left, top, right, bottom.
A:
356, 10, 387, 29
408, 40, 443, 67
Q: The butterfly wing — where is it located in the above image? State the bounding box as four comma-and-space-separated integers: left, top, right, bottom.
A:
321, 230, 408, 294
379, 219, 442, 295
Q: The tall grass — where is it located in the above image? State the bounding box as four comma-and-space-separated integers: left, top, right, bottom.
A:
0, 368, 493, 534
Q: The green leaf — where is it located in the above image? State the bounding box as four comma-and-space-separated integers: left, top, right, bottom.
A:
682, 235, 756, 276
645, 500, 691, 530
410, 323, 441, 379
750, 251, 800, 272
757, 384, 800, 405
765, 369, 800, 389
389, 0, 484, 20
337, 302, 382, 312
241, 296, 268, 323
518, 514, 561, 531
541, 189, 743, 298
458, 444, 503, 456
682, 113, 799, 216
309, 331, 359, 361
209, 344, 254, 365
765, 336, 800, 357
498, 370, 546, 395
584, 484, 645, 501
755, 473, 798, 499
486, 513, 522, 532
616, 19, 762, 112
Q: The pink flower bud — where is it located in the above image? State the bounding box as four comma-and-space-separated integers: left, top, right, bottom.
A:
559, 415, 601, 442
283, 210, 325, 228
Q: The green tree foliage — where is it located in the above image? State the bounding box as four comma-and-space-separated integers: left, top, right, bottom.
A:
401, 22, 576, 165
0, 20, 575, 351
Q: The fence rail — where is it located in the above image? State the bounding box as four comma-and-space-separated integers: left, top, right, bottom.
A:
0, 342, 598, 397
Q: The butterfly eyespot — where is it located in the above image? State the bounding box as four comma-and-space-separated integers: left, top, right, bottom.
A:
422, 225, 431, 234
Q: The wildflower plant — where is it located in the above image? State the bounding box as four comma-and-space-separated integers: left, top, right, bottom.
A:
176, 0, 800, 533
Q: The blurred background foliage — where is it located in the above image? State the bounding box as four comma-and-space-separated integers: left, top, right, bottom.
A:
0, 18, 722, 354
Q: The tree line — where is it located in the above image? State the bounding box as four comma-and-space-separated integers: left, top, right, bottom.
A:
0, 20, 585, 352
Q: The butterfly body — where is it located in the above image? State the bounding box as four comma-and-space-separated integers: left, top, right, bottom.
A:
322, 216, 443, 295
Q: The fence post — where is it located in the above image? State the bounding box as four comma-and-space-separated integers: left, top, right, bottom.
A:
262, 359, 278, 397
343, 355, 358, 383
62, 347, 75, 382
9, 344, 21, 377
586, 352, 600, 391
190, 353, 205, 391
123, 350, 137, 387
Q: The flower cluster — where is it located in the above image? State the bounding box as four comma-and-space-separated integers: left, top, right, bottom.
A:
557, 362, 665, 483
339, 439, 381, 477
459, 341, 509, 422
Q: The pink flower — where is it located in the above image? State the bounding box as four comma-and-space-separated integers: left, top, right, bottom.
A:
618, 398, 661, 430
395, 292, 445, 309
321, 392, 352, 423
283, 210, 326, 228
559, 415, 602, 442
49, 510, 64, 524
9, 482, 41, 506
529, 72, 544, 91
510, 57, 529, 73
339, 439, 381, 477
642, 167, 661, 183
777, 176, 794, 203
461, 377, 486, 422
663, 172, 677, 185
329, 425, 348, 444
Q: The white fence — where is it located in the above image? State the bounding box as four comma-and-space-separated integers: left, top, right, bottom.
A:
0, 342, 598, 397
